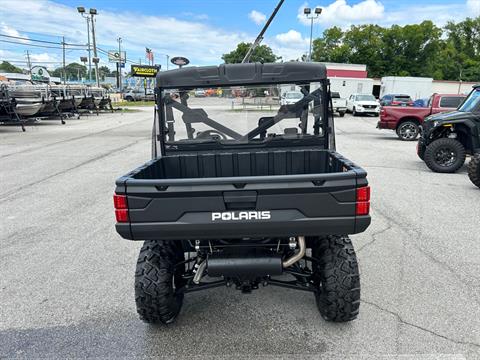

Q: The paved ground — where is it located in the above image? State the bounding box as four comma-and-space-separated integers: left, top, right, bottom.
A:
0, 107, 479, 359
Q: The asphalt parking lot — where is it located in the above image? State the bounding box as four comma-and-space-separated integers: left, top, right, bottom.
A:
0, 108, 479, 359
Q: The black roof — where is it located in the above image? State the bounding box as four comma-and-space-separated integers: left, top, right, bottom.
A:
157, 62, 327, 89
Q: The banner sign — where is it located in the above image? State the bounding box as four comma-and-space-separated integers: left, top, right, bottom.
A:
108, 50, 126, 63
130, 65, 160, 77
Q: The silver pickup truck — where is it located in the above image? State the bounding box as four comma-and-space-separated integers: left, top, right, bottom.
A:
332, 92, 347, 117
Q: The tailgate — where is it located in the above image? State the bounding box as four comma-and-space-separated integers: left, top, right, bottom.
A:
115, 171, 370, 240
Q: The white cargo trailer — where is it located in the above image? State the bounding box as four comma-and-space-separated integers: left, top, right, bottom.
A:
329, 77, 374, 99
380, 76, 433, 100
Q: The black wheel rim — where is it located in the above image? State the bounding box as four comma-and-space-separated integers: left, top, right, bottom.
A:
399, 123, 417, 139
435, 147, 457, 167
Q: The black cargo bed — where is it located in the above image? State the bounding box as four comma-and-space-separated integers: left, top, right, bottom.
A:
130, 148, 351, 180
115, 148, 370, 240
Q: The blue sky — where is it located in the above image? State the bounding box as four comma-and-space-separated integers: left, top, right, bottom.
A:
1, 0, 479, 72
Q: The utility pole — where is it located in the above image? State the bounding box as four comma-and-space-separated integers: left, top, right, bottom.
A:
25, 50, 32, 74
118, 37, 122, 91
166, 55, 169, 70
90, 10, 100, 87
62, 36, 66, 85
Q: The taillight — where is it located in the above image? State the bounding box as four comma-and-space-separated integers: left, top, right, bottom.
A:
356, 186, 370, 216
113, 193, 129, 223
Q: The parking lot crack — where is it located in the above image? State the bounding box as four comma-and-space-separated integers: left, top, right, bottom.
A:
362, 300, 480, 349
357, 221, 393, 253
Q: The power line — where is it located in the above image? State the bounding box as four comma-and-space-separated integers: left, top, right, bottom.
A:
0, 39, 86, 50
0, 33, 86, 46
1, 60, 64, 64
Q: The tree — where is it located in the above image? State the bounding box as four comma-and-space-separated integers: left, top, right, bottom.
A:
0, 61, 23, 73
51, 63, 87, 81
98, 66, 111, 80
222, 42, 280, 64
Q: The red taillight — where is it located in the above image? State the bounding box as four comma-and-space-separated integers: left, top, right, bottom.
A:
113, 193, 129, 222
356, 186, 370, 202
356, 186, 370, 216
356, 202, 370, 216
114, 194, 127, 209
115, 209, 129, 222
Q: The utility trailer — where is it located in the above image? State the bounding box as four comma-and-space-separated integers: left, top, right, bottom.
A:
114, 62, 371, 324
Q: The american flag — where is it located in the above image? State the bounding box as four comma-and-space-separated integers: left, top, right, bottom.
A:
145, 48, 154, 63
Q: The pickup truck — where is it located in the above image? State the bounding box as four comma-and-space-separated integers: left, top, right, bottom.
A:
114, 62, 371, 325
332, 91, 346, 117
377, 93, 466, 140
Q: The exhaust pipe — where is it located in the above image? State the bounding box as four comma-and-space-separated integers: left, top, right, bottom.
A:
282, 236, 306, 268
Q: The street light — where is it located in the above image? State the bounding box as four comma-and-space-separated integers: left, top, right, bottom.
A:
77, 6, 92, 82
78, 6, 100, 86
304, 7, 322, 62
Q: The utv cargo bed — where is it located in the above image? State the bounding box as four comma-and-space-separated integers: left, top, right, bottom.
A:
115, 148, 370, 240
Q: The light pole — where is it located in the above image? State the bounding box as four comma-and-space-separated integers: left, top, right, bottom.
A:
89, 8, 100, 87
304, 7, 322, 62
77, 7, 92, 82
117, 37, 122, 92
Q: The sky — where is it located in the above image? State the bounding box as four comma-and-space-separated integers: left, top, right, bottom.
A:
1, 0, 480, 72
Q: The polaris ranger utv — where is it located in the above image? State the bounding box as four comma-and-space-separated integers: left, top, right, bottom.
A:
418, 85, 480, 173
114, 62, 371, 324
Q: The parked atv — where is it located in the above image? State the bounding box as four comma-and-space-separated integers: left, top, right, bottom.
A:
468, 154, 480, 188
418, 85, 480, 173
114, 62, 371, 324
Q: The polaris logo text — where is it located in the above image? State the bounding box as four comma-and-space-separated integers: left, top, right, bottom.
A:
211, 211, 271, 221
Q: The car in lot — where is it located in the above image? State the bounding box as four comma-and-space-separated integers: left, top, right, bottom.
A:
347, 93, 380, 116
113, 62, 371, 325
417, 86, 480, 173
280, 91, 303, 105
331, 91, 347, 117
123, 88, 154, 102
378, 93, 467, 141
380, 94, 413, 107
194, 89, 206, 97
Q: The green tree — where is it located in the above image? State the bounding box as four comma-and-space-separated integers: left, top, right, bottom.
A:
312, 26, 351, 64
222, 42, 280, 64
51, 63, 87, 81
98, 66, 111, 80
0, 61, 23, 73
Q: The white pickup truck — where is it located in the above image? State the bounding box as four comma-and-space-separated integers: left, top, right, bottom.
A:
331, 92, 347, 117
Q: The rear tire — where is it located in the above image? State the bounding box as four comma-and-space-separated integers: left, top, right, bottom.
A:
468, 154, 480, 188
396, 121, 419, 141
338, 111, 345, 117
424, 138, 466, 173
312, 235, 360, 322
135, 240, 185, 324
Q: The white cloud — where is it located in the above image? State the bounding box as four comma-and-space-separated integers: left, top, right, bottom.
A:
249, 10, 267, 25
268, 30, 310, 61
0, 0, 251, 66
275, 30, 306, 44
298, 0, 384, 26
1, 23, 29, 43
466, 0, 480, 15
